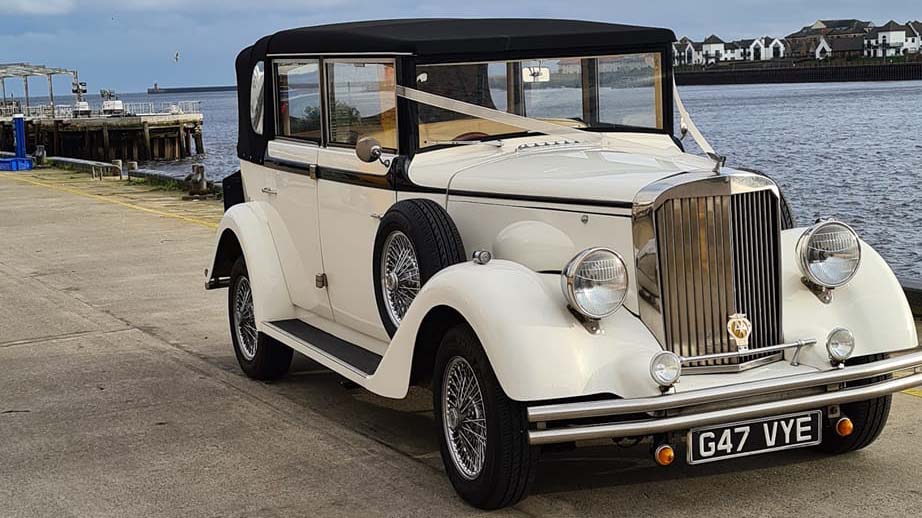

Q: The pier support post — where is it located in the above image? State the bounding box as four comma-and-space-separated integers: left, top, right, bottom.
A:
184, 126, 192, 158
142, 122, 151, 160
193, 125, 204, 155
102, 124, 110, 161
53, 120, 61, 156
83, 128, 91, 160
178, 124, 187, 159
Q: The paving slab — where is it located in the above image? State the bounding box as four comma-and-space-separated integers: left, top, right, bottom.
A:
1, 170, 921, 517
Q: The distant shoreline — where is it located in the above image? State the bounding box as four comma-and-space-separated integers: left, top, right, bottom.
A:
148, 85, 236, 94
144, 62, 922, 94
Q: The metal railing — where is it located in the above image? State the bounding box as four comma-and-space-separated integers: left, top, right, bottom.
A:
122, 101, 201, 116
0, 100, 201, 119
0, 104, 54, 118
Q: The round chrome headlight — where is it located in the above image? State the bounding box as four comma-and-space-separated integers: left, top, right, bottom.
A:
650, 351, 682, 387
561, 247, 629, 319
796, 220, 861, 288
826, 328, 855, 363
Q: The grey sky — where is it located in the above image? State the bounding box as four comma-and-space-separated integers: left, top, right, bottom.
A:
1, 0, 919, 93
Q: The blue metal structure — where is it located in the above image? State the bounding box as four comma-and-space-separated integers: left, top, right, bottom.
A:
13, 114, 26, 158
0, 114, 33, 171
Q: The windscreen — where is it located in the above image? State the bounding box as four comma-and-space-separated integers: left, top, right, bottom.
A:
415, 53, 664, 148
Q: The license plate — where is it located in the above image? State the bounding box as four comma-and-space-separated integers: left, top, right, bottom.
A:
687, 410, 823, 465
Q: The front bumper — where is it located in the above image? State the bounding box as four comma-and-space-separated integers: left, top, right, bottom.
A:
527, 351, 922, 445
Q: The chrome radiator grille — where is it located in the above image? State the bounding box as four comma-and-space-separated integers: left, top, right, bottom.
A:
654, 189, 782, 369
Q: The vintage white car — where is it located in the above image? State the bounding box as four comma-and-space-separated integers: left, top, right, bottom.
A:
206, 19, 921, 509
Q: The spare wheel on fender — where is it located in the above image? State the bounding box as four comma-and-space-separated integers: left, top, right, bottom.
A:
373, 198, 466, 337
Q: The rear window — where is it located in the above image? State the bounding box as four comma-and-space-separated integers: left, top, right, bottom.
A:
249, 61, 264, 135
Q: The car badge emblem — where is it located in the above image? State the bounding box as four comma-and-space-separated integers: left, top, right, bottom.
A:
727, 313, 752, 350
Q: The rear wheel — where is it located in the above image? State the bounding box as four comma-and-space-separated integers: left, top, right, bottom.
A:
433, 324, 537, 509
229, 257, 292, 381
817, 354, 892, 454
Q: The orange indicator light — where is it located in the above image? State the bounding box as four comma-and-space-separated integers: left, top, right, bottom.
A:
655, 444, 675, 466
836, 417, 854, 437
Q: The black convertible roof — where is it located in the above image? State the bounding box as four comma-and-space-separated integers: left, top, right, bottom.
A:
265, 18, 676, 57
235, 19, 675, 164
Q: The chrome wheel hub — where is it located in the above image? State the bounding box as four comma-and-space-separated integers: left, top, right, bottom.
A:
380, 231, 420, 327
233, 276, 258, 361
385, 271, 399, 292
447, 408, 462, 430
442, 356, 486, 480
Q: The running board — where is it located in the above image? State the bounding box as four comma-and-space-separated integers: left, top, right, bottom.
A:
262, 319, 383, 377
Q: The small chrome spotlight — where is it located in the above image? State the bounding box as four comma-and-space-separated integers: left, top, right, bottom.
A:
826, 328, 855, 364
650, 351, 682, 388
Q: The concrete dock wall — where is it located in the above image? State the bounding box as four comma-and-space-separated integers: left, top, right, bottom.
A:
676, 62, 922, 86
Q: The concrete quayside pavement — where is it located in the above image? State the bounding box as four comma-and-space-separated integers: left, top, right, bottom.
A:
1, 169, 921, 517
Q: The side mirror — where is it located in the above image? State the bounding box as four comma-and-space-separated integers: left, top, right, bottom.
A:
356, 137, 383, 163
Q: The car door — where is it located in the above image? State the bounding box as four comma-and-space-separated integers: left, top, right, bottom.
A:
266, 59, 332, 319
317, 59, 398, 341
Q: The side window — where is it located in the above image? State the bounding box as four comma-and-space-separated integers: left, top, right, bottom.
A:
250, 61, 264, 135
326, 61, 397, 150
275, 60, 322, 141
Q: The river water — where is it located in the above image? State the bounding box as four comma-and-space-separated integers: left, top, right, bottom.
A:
116, 81, 921, 281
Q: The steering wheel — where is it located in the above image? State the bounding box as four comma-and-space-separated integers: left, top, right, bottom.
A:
452, 131, 490, 142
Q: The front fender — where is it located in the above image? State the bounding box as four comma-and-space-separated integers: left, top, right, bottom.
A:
371, 233, 918, 401
780, 228, 918, 367
207, 202, 295, 323
368, 260, 665, 401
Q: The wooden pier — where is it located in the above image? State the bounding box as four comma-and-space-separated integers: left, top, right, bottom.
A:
0, 113, 204, 162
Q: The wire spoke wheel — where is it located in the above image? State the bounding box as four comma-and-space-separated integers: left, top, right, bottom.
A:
233, 276, 258, 361
380, 230, 421, 327
442, 356, 487, 480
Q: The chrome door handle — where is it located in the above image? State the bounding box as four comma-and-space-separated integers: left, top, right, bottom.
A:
261, 187, 278, 195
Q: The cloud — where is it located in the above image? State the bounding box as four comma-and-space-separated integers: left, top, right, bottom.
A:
1, 0, 344, 16
2, 0, 75, 14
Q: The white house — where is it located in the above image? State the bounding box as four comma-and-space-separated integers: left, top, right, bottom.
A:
723, 41, 743, 61
905, 21, 922, 53
815, 37, 832, 59
672, 41, 684, 66
764, 37, 788, 59
747, 38, 766, 61
690, 41, 705, 64
865, 21, 910, 57
673, 38, 696, 66
673, 35, 787, 65
702, 35, 726, 64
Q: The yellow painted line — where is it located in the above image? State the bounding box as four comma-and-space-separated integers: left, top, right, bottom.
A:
903, 388, 922, 398
0, 173, 218, 229
892, 369, 922, 398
